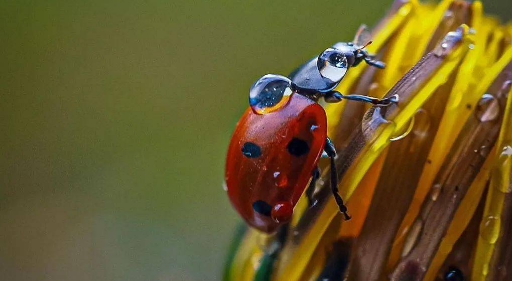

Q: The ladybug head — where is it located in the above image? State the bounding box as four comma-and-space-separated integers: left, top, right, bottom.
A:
249, 74, 293, 115
323, 41, 385, 75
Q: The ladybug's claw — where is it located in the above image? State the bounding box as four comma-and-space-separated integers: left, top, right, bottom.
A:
342, 211, 351, 221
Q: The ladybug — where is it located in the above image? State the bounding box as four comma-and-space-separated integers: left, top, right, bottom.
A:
225, 26, 398, 233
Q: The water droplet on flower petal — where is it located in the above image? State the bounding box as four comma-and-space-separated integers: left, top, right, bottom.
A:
475, 93, 499, 122
402, 219, 423, 257
430, 183, 442, 201
480, 216, 500, 244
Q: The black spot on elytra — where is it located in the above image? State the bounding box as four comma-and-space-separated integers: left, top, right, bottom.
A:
252, 200, 272, 216
242, 142, 261, 158
287, 138, 310, 156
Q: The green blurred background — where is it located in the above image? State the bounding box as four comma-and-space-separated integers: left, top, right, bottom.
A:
1, 1, 510, 280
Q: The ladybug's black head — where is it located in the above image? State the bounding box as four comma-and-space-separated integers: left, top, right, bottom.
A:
327, 41, 386, 70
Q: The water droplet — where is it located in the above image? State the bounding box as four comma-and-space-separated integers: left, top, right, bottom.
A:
496, 145, 512, 193
402, 219, 423, 257
274, 172, 288, 188
222, 182, 228, 191
317, 48, 348, 82
479, 145, 491, 157
430, 183, 442, 201
249, 74, 293, 115
499, 80, 511, 98
480, 216, 501, 244
390, 115, 415, 141
475, 94, 500, 122
362, 107, 391, 143
502, 145, 512, 156
412, 109, 431, 138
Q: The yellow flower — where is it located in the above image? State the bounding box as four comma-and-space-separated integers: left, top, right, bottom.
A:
224, 1, 512, 280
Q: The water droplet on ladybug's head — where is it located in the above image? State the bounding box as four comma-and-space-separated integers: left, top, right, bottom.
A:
249, 74, 293, 115
317, 48, 348, 83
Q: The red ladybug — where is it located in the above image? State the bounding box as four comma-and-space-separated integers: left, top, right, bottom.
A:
225, 27, 398, 233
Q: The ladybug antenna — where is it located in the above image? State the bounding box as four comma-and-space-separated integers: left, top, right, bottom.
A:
356, 40, 373, 54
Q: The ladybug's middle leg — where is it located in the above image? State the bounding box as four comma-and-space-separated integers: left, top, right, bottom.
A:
324, 138, 351, 221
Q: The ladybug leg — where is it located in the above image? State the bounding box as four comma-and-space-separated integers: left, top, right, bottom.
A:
324, 91, 399, 107
306, 167, 320, 207
324, 138, 351, 220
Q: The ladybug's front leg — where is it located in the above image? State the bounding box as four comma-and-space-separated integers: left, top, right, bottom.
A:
324, 91, 399, 107
324, 138, 351, 220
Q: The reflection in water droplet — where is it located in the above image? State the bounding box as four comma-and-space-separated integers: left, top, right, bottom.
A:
480, 216, 501, 244
402, 219, 423, 257
475, 94, 500, 122
430, 183, 442, 201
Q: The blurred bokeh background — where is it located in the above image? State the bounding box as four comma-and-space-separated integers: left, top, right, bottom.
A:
1, 1, 511, 280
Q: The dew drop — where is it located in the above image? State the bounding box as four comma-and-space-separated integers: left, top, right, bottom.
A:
479, 145, 491, 158
362, 107, 391, 143
412, 109, 431, 138
402, 219, 423, 257
475, 94, 500, 122
430, 183, 442, 201
480, 216, 501, 244
390, 116, 415, 141
310, 124, 319, 133
496, 145, 512, 193
249, 74, 293, 115
502, 145, 512, 157
274, 172, 288, 188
